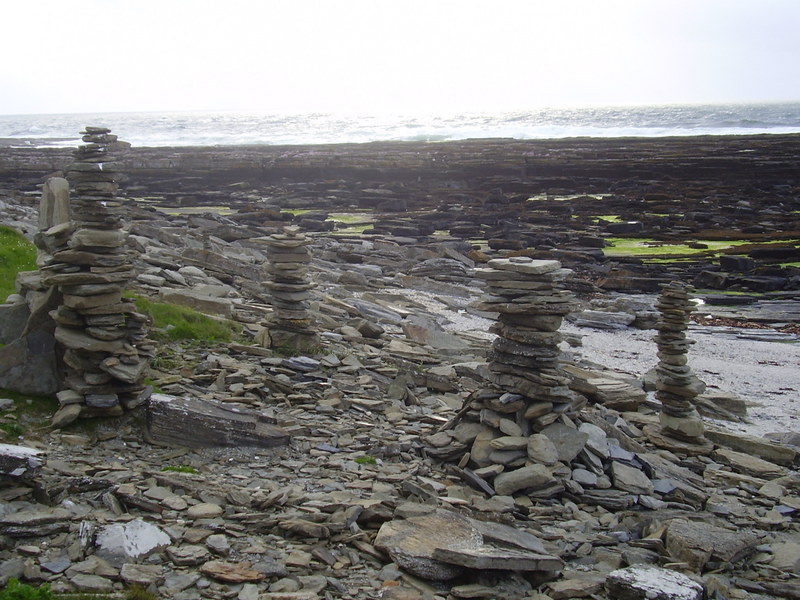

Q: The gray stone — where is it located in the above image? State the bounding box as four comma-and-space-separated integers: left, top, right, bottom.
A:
664, 519, 759, 571
120, 563, 165, 586
770, 541, 800, 573
166, 544, 210, 566
605, 565, 703, 600
0, 557, 24, 585
493, 464, 554, 496
541, 423, 589, 462
527, 434, 559, 465
187, 502, 223, 519
159, 289, 234, 318
374, 511, 480, 580
0, 443, 44, 477
69, 573, 114, 593
611, 461, 654, 495
0, 302, 29, 344
572, 468, 598, 487
95, 518, 171, 567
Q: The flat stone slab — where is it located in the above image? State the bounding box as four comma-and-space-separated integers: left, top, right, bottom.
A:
0, 444, 45, 478
374, 509, 562, 581
605, 565, 704, 600
487, 257, 561, 275
431, 546, 563, 572
145, 394, 290, 449
95, 518, 171, 567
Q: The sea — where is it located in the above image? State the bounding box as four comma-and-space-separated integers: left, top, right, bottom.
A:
1, 102, 799, 148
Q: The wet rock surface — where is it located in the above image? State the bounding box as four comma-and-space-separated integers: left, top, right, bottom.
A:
0, 136, 799, 598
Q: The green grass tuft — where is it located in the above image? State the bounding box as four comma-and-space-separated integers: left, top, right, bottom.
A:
603, 238, 750, 258
0, 226, 37, 302
161, 465, 200, 474
130, 295, 242, 343
0, 579, 53, 599
0, 578, 158, 600
0, 422, 24, 437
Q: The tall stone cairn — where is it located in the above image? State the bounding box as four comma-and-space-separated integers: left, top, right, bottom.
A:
649, 281, 708, 449
474, 257, 578, 422
427, 257, 579, 492
46, 127, 151, 415
261, 226, 319, 352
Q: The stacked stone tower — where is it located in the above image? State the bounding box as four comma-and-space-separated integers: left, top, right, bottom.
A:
428, 257, 579, 480
44, 127, 151, 416
647, 282, 710, 452
474, 257, 578, 424
260, 226, 319, 353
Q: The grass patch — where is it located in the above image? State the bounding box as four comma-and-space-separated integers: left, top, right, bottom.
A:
155, 206, 234, 216
0, 422, 24, 437
328, 212, 374, 224
355, 455, 377, 465
603, 238, 750, 258
331, 224, 373, 235
0, 389, 59, 434
0, 226, 37, 302
0, 579, 158, 599
129, 295, 242, 343
161, 465, 200, 474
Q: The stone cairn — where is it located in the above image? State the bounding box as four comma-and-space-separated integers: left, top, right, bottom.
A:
43, 127, 151, 417
260, 226, 319, 353
430, 257, 580, 492
646, 281, 711, 452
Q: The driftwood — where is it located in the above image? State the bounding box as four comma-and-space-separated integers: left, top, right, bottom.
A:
145, 393, 290, 449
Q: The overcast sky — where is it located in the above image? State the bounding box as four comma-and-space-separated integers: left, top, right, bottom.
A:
2, 0, 799, 116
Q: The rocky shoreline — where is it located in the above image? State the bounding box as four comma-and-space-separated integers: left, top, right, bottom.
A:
0, 135, 799, 599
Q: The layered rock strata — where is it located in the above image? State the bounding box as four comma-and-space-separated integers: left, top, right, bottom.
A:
259, 226, 319, 352
649, 282, 709, 448
44, 128, 151, 415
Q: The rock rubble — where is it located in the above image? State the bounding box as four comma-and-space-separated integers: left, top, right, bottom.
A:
1, 135, 800, 599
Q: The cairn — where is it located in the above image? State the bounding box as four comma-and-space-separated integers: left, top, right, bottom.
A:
475, 257, 578, 418
646, 282, 710, 452
260, 226, 319, 353
429, 257, 579, 490
44, 127, 151, 417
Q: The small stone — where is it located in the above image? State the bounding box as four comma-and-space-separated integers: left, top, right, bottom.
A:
527, 434, 559, 465
207, 533, 231, 556
493, 464, 554, 496
187, 502, 224, 519
120, 563, 165, 586
611, 462, 654, 495
200, 559, 265, 583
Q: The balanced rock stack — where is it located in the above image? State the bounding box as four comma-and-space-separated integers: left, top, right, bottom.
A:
646, 281, 710, 452
260, 226, 319, 352
474, 257, 578, 418
428, 258, 580, 475
45, 127, 151, 417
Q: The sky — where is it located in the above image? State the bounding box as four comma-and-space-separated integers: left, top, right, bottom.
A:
2, 0, 799, 116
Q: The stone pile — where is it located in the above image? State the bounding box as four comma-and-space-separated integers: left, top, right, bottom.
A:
43, 127, 151, 417
425, 257, 587, 494
259, 226, 320, 353
646, 282, 710, 452
474, 257, 578, 421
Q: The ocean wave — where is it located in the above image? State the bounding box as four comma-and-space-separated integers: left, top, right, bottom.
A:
1, 103, 799, 147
